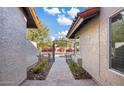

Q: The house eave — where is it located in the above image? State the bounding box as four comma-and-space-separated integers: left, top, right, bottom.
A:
66, 7, 100, 39
66, 17, 83, 38
20, 7, 42, 30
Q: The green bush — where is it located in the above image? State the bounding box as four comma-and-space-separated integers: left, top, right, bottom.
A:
69, 60, 82, 76
32, 65, 43, 74
68, 59, 92, 79
32, 58, 48, 74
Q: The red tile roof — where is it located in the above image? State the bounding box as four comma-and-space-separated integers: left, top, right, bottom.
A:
78, 7, 100, 18
66, 7, 100, 38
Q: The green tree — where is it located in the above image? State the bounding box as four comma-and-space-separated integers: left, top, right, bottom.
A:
55, 37, 77, 49
55, 37, 68, 48
27, 24, 52, 52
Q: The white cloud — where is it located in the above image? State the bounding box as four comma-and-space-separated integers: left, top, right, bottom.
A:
61, 9, 66, 14
58, 30, 68, 38
67, 7, 80, 18
57, 15, 73, 26
60, 30, 68, 36
43, 7, 61, 15
51, 36, 55, 41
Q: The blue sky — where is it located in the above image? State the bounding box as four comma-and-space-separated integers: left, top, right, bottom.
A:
35, 7, 85, 40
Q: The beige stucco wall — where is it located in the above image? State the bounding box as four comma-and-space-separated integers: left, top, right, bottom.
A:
78, 16, 100, 82
0, 8, 38, 86
78, 7, 124, 85
99, 7, 124, 85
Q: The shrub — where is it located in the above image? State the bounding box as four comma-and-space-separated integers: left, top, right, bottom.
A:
41, 58, 48, 65
68, 59, 92, 79
69, 61, 82, 75
32, 58, 48, 74
32, 64, 43, 74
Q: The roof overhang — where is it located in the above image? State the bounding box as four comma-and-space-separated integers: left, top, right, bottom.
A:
20, 7, 42, 30
66, 7, 100, 38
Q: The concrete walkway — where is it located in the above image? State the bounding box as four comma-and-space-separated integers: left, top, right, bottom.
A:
21, 57, 97, 86
46, 57, 74, 81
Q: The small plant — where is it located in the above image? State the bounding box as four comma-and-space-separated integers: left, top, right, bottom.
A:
32, 58, 48, 74
32, 64, 43, 74
68, 59, 91, 79
69, 60, 82, 76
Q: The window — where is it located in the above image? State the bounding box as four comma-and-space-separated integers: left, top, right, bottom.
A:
110, 10, 124, 73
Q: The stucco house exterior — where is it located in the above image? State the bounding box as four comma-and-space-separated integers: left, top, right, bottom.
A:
67, 7, 124, 85
0, 7, 41, 85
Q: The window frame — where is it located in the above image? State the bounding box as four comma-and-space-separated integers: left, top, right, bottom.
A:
109, 9, 124, 74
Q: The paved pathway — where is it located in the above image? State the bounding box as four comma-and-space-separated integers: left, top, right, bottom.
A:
21, 57, 97, 86
46, 57, 74, 81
